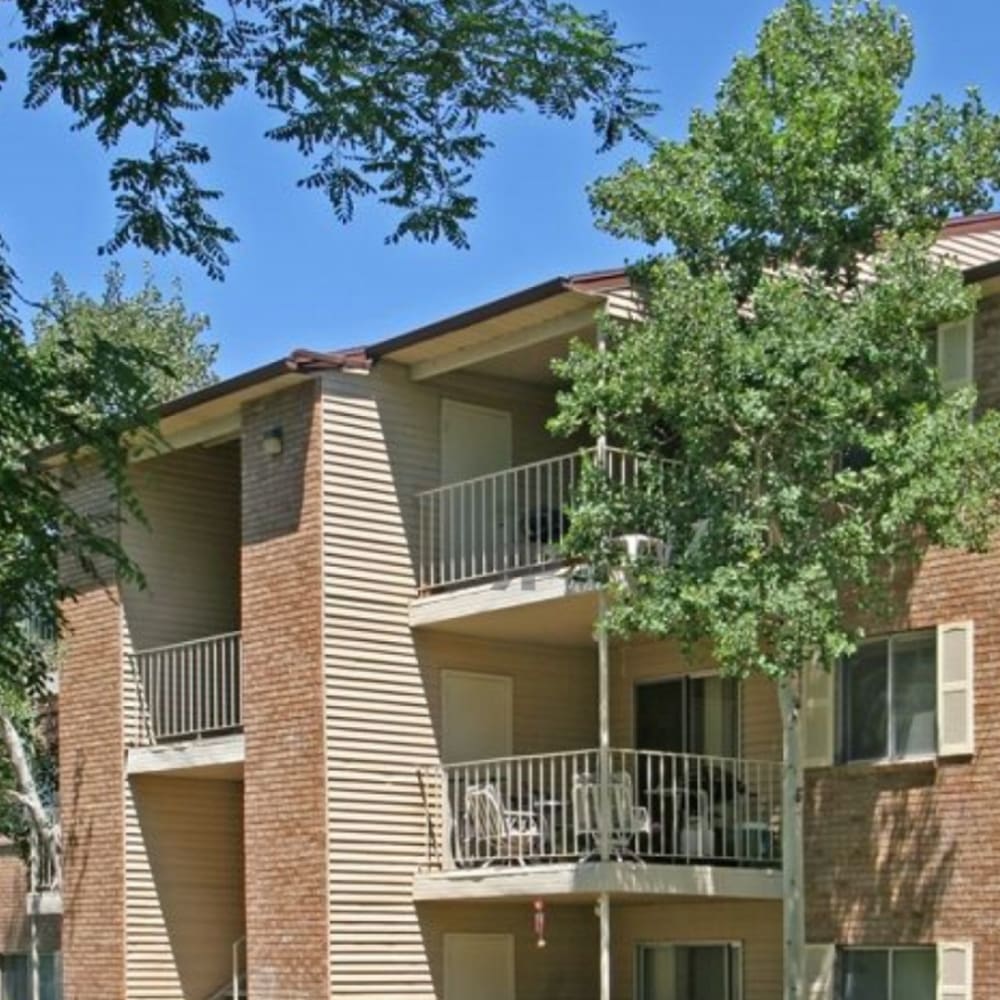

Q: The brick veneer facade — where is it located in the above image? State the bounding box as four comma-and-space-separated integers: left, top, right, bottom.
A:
0, 842, 60, 954
49, 284, 1000, 996
59, 583, 125, 1000
241, 380, 331, 999
805, 291, 1000, 988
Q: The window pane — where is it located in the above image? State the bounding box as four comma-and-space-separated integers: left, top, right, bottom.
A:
891, 634, 936, 758
636, 680, 685, 755
41, 952, 62, 1000
844, 643, 889, 761
2, 956, 28, 1000
687, 946, 728, 1000
640, 945, 733, 1000
891, 950, 935, 1000
640, 946, 678, 1000
689, 678, 738, 757
841, 950, 888, 1000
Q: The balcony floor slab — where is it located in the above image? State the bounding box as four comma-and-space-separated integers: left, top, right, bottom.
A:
127, 732, 245, 778
413, 860, 781, 904
410, 569, 599, 644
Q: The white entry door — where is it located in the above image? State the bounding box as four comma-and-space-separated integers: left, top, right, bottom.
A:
444, 933, 515, 1000
441, 399, 512, 485
441, 670, 513, 764
440, 400, 513, 580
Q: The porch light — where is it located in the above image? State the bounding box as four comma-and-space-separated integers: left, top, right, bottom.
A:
261, 427, 283, 457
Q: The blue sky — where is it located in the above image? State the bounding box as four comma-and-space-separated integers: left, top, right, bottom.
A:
2, 1, 999, 377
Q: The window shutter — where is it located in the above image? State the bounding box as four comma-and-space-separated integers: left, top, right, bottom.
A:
937, 622, 975, 757
937, 318, 974, 393
802, 663, 835, 768
804, 944, 835, 1000
938, 942, 973, 1000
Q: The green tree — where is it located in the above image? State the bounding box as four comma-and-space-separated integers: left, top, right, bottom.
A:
32, 265, 218, 403
552, 3, 1000, 997
0, 254, 161, 694
8, 0, 654, 276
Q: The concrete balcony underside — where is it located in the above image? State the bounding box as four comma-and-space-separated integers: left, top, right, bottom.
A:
410, 568, 599, 645
414, 860, 781, 903
127, 732, 245, 778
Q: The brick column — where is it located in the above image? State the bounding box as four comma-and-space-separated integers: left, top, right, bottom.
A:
60, 583, 126, 1000
242, 380, 330, 998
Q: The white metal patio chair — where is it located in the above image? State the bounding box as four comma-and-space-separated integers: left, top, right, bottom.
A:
609, 770, 651, 861
462, 783, 540, 866
572, 770, 650, 861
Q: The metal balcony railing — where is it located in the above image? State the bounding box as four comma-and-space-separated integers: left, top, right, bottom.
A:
130, 631, 242, 744
417, 447, 646, 591
28, 824, 60, 895
421, 747, 781, 871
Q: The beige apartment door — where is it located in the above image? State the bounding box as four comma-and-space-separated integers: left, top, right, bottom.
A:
440, 400, 513, 580
444, 933, 515, 1000
441, 670, 513, 764
440, 399, 512, 485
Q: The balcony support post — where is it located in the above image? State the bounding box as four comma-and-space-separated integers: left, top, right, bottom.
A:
598, 891, 611, 1000
596, 589, 611, 865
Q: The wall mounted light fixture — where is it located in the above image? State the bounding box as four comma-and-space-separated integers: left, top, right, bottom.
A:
262, 427, 284, 457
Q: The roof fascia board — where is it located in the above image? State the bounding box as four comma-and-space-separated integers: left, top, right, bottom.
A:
133, 410, 242, 462
409, 305, 599, 382
368, 278, 572, 359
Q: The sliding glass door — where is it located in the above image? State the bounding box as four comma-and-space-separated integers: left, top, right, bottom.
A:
638, 943, 742, 1000
635, 676, 739, 757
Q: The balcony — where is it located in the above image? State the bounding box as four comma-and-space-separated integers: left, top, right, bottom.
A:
128, 632, 243, 772
26, 825, 61, 916
417, 447, 651, 592
413, 448, 653, 639
416, 748, 782, 902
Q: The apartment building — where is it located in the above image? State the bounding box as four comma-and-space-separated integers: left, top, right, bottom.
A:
50, 214, 1000, 1000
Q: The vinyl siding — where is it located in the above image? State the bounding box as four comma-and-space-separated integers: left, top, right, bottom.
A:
125, 777, 244, 1000
121, 441, 241, 654
322, 362, 582, 997
613, 899, 782, 1000
421, 902, 599, 999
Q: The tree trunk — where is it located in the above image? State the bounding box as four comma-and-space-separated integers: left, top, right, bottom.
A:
0, 713, 60, 890
779, 671, 805, 1000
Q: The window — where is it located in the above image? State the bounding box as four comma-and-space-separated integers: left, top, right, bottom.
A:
1, 952, 61, 1000
840, 631, 936, 763
936, 318, 974, 394
637, 943, 741, 1000
839, 947, 934, 1000
635, 676, 739, 758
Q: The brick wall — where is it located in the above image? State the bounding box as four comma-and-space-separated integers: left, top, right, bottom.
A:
0, 842, 59, 955
804, 293, 1000, 988
241, 380, 330, 999
59, 583, 126, 1000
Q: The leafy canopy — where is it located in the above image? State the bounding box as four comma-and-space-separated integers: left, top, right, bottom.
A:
32, 264, 218, 403
9, 0, 655, 275
0, 256, 168, 692
553, 0, 1000, 679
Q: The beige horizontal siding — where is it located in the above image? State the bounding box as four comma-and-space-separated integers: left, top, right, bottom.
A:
613, 899, 782, 1000
125, 776, 244, 1000
322, 363, 591, 997
122, 441, 241, 654
420, 902, 599, 1000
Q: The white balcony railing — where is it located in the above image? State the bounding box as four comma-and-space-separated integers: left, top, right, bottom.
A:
422, 748, 781, 870
130, 631, 242, 744
417, 447, 646, 591
28, 823, 60, 895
